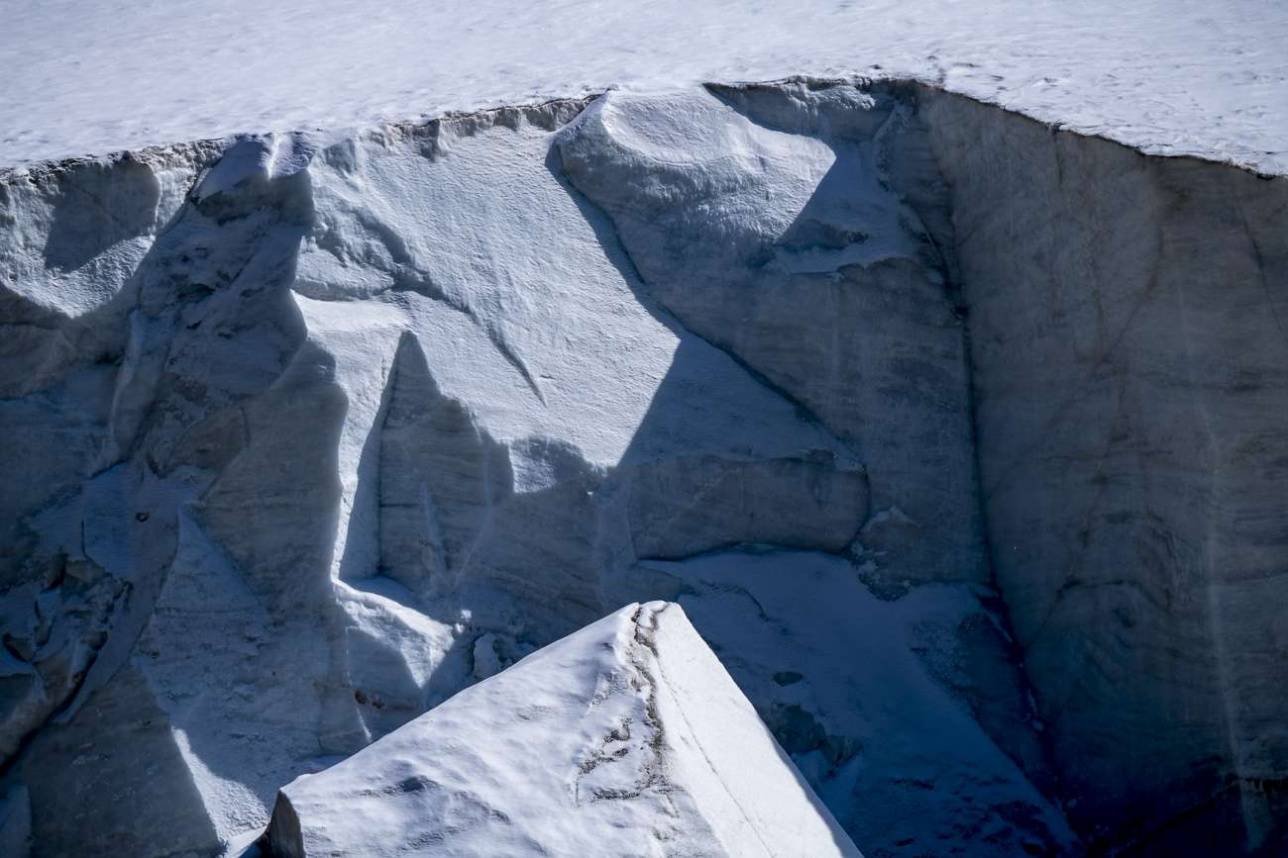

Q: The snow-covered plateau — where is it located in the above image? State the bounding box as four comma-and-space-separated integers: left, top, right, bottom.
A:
1, 0, 1286, 175
1, 16, 1287, 856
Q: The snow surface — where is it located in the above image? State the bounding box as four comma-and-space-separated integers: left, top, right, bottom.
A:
269, 602, 862, 857
1, 0, 1286, 174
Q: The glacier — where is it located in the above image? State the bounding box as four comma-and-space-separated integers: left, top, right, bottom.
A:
0, 74, 1285, 858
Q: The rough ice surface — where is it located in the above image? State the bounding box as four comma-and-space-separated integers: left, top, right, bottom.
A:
267, 601, 862, 858
0, 49, 1286, 858
1, 0, 1286, 175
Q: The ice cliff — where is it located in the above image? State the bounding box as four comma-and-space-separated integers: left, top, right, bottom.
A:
0, 78, 1285, 857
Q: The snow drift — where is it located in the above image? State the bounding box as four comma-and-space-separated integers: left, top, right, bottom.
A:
0, 78, 1285, 857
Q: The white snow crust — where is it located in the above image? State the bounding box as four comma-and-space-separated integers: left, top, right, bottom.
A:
1, 0, 1285, 174
269, 601, 862, 858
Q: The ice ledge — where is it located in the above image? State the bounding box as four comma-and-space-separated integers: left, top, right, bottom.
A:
2, 74, 1284, 185
2, 1, 1284, 176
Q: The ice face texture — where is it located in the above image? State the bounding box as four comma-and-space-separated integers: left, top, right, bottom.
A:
1, 80, 1285, 857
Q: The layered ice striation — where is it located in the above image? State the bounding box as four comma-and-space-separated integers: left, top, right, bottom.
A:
0, 79, 1285, 857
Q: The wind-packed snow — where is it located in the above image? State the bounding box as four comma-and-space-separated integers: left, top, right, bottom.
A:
268, 602, 862, 858
1, 0, 1285, 173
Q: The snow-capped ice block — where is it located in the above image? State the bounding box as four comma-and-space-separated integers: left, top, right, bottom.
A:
267, 601, 862, 858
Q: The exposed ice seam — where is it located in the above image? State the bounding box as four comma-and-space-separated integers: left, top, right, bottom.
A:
928, 111, 1073, 813
1232, 192, 1288, 347
1168, 218, 1259, 850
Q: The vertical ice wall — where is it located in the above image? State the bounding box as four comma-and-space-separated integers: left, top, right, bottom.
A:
0, 79, 1285, 857
921, 88, 1288, 852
